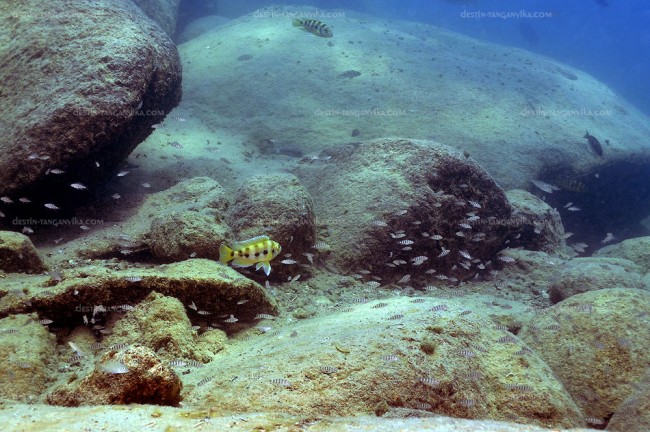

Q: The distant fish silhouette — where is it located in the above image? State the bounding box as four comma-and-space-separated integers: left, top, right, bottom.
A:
584, 130, 604, 156
518, 22, 539, 47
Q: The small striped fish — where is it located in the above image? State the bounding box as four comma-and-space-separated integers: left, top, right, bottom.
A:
292, 18, 333, 38
270, 378, 292, 387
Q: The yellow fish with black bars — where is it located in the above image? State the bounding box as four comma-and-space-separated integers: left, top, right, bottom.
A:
292, 18, 333, 38
219, 235, 282, 276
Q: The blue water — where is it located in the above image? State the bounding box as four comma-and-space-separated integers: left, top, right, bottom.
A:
181, 0, 650, 117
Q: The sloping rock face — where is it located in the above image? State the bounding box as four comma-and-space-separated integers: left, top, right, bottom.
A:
294, 139, 512, 282
0, 231, 46, 274
132, 0, 180, 36
0, 0, 181, 218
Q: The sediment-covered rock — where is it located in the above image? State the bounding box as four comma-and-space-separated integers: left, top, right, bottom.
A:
294, 139, 512, 283
47, 345, 181, 406
0, 314, 57, 402
504, 189, 566, 254
519, 288, 650, 422
594, 236, 650, 275
547, 257, 646, 303
0, 231, 46, 273
0, 0, 181, 217
226, 173, 316, 280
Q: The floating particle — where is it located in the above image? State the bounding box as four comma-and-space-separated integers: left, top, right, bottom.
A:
457, 349, 476, 358
497, 335, 517, 343
418, 377, 440, 387
438, 248, 450, 258
601, 233, 615, 244
37, 318, 53, 325
124, 276, 142, 283
100, 360, 129, 374
394, 209, 408, 216
366, 281, 381, 289
271, 378, 292, 387
372, 220, 388, 227
372, 302, 388, 309
169, 359, 187, 367
70, 183, 87, 190
112, 193, 121, 200
397, 239, 414, 245
430, 305, 448, 312
94, 161, 100, 167
380, 354, 399, 362
388, 314, 404, 320
197, 376, 213, 386
567, 206, 581, 212
281, 259, 298, 265
49, 169, 65, 174
468, 200, 481, 208
0, 210, 4, 217
397, 274, 411, 284
44, 203, 59, 210
141, 183, 151, 188
116, 170, 129, 177
223, 314, 238, 323
498, 255, 515, 263
320, 366, 338, 374
254, 313, 275, 320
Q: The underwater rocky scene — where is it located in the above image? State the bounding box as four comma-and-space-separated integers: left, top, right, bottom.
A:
1, 1, 649, 431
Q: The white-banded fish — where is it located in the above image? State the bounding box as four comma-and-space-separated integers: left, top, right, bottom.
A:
292, 18, 333, 38
418, 377, 439, 387
271, 378, 292, 387
100, 360, 129, 374
320, 366, 338, 374
44, 203, 59, 210
70, 183, 87, 190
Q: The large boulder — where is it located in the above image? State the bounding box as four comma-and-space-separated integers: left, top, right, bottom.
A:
0, 0, 181, 218
132, 0, 180, 36
594, 237, 650, 274
519, 288, 650, 423
294, 138, 512, 283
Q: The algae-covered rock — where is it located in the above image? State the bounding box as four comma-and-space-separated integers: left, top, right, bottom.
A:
547, 257, 646, 303
75, 177, 230, 260
504, 189, 566, 254
226, 173, 316, 280
594, 237, 650, 274
607, 367, 650, 432
149, 211, 230, 262
0, 314, 56, 402
107, 292, 225, 363
132, 0, 180, 36
0, 231, 46, 274
294, 139, 512, 282
47, 345, 181, 406
0, 260, 277, 327
185, 296, 583, 428
519, 288, 650, 422
0, 0, 181, 214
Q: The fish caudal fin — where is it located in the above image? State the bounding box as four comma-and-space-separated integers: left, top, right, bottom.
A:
256, 261, 272, 276
219, 244, 234, 264
292, 18, 303, 27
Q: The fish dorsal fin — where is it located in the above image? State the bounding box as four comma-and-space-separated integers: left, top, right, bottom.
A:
233, 235, 269, 249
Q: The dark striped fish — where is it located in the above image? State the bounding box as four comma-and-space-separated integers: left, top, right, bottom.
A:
292, 18, 333, 38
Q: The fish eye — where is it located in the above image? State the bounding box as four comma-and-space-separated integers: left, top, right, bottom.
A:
255, 252, 260, 257
263, 250, 268, 255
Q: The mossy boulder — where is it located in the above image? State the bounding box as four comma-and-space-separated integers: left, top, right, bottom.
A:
0, 314, 57, 402
0, 231, 46, 273
547, 257, 646, 303
519, 288, 650, 422
594, 236, 650, 274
